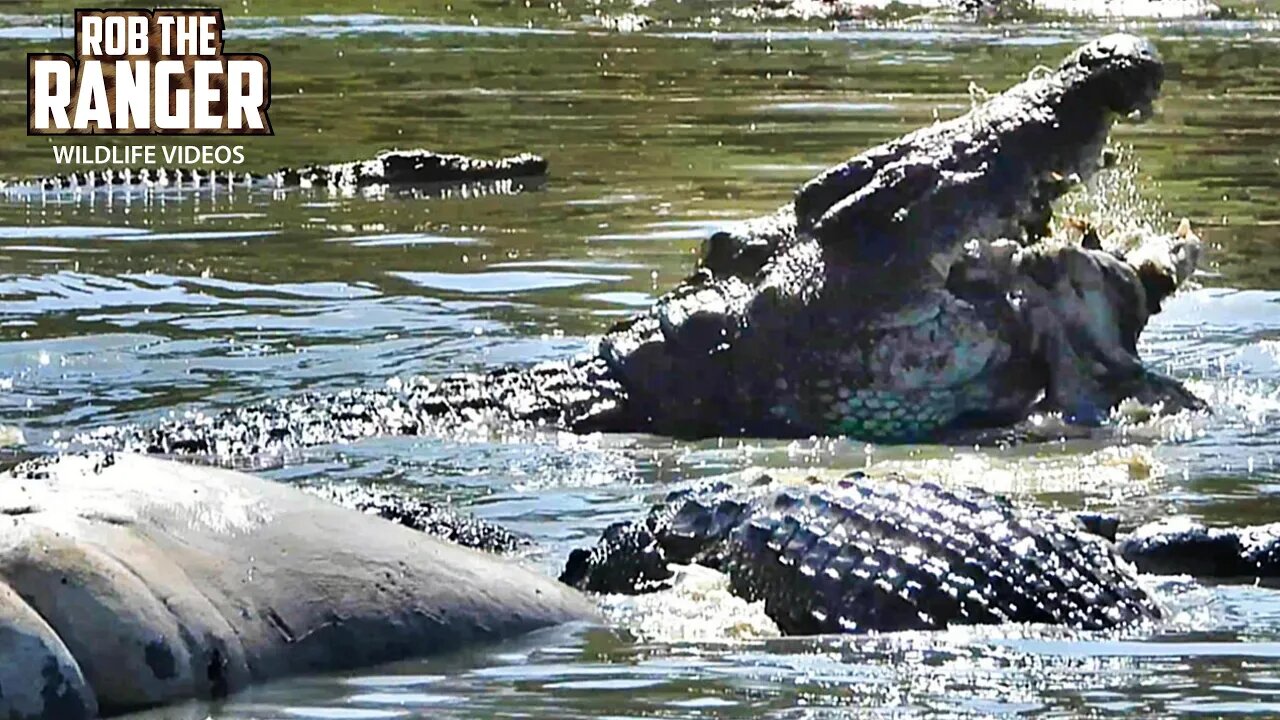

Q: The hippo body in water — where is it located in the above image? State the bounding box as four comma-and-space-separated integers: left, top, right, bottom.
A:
0, 453, 594, 720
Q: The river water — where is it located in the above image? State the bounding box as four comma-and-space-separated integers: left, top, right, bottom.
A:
1, 3, 1280, 717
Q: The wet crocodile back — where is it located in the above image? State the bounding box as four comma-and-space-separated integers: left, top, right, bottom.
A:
722, 475, 1161, 634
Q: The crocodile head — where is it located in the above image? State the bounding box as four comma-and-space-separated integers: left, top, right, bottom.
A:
792, 32, 1165, 284
587, 35, 1198, 441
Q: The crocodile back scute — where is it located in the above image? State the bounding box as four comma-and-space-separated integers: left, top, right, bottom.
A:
722, 475, 1161, 634
559, 472, 1161, 635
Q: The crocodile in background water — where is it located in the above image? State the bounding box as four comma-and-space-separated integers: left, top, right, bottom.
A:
0, 148, 548, 198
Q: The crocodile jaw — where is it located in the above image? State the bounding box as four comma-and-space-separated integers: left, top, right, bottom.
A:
592, 35, 1179, 441
796, 33, 1165, 289
1062, 33, 1164, 118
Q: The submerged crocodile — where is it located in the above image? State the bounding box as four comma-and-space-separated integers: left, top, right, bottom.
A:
308, 482, 527, 554
0, 148, 547, 198
561, 473, 1162, 633
561, 471, 1280, 634
75, 33, 1202, 460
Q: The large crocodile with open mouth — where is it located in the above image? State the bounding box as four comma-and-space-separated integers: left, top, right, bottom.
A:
0, 36, 1269, 720
58, 36, 1223, 639
75, 33, 1203, 460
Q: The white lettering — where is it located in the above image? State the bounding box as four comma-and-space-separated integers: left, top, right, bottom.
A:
226, 60, 265, 130
154, 60, 188, 130
199, 16, 218, 55
157, 16, 175, 54
33, 11, 270, 136
102, 17, 126, 55
193, 61, 221, 130
173, 16, 199, 55
113, 60, 151, 130
72, 61, 111, 129
80, 16, 103, 56
32, 60, 72, 130
127, 17, 148, 56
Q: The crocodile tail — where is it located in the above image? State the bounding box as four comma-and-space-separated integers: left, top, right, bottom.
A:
1120, 518, 1280, 580
72, 356, 627, 465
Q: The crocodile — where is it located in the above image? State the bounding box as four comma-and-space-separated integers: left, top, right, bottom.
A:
560, 472, 1280, 634
560, 472, 1163, 633
307, 482, 528, 554
1117, 516, 1280, 581
71, 33, 1203, 460
6, 455, 1280, 720
741, 0, 1220, 22
0, 148, 548, 198
0, 33, 1258, 720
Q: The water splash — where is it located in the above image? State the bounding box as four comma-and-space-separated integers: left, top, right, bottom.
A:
595, 563, 781, 642
1056, 145, 1177, 255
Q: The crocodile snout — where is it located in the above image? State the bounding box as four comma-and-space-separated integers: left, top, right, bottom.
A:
1062, 33, 1165, 117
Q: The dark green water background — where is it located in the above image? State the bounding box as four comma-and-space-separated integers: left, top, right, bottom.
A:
1, 2, 1280, 717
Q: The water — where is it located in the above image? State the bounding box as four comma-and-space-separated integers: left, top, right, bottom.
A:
2, 3, 1280, 717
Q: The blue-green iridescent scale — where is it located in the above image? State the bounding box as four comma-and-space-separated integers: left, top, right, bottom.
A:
820, 295, 1002, 442
829, 389, 959, 441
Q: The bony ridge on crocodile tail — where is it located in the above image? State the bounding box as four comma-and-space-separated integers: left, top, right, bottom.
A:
560, 472, 1162, 634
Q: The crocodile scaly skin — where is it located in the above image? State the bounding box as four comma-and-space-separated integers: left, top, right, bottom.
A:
563, 474, 1161, 634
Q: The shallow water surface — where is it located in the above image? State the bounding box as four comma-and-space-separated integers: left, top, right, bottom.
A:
2, 4, 1280, 717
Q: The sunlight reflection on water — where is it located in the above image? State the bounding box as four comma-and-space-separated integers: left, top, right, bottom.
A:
2, 8, 1280, 718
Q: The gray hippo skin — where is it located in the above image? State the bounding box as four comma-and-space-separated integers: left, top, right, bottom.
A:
74, 34, 1202, 460
561, 472, 1161, 634
0, 453, 596, 720
0, 148, 547, 197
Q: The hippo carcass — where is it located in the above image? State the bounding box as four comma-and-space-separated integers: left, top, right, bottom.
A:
0, 453, 596, 719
